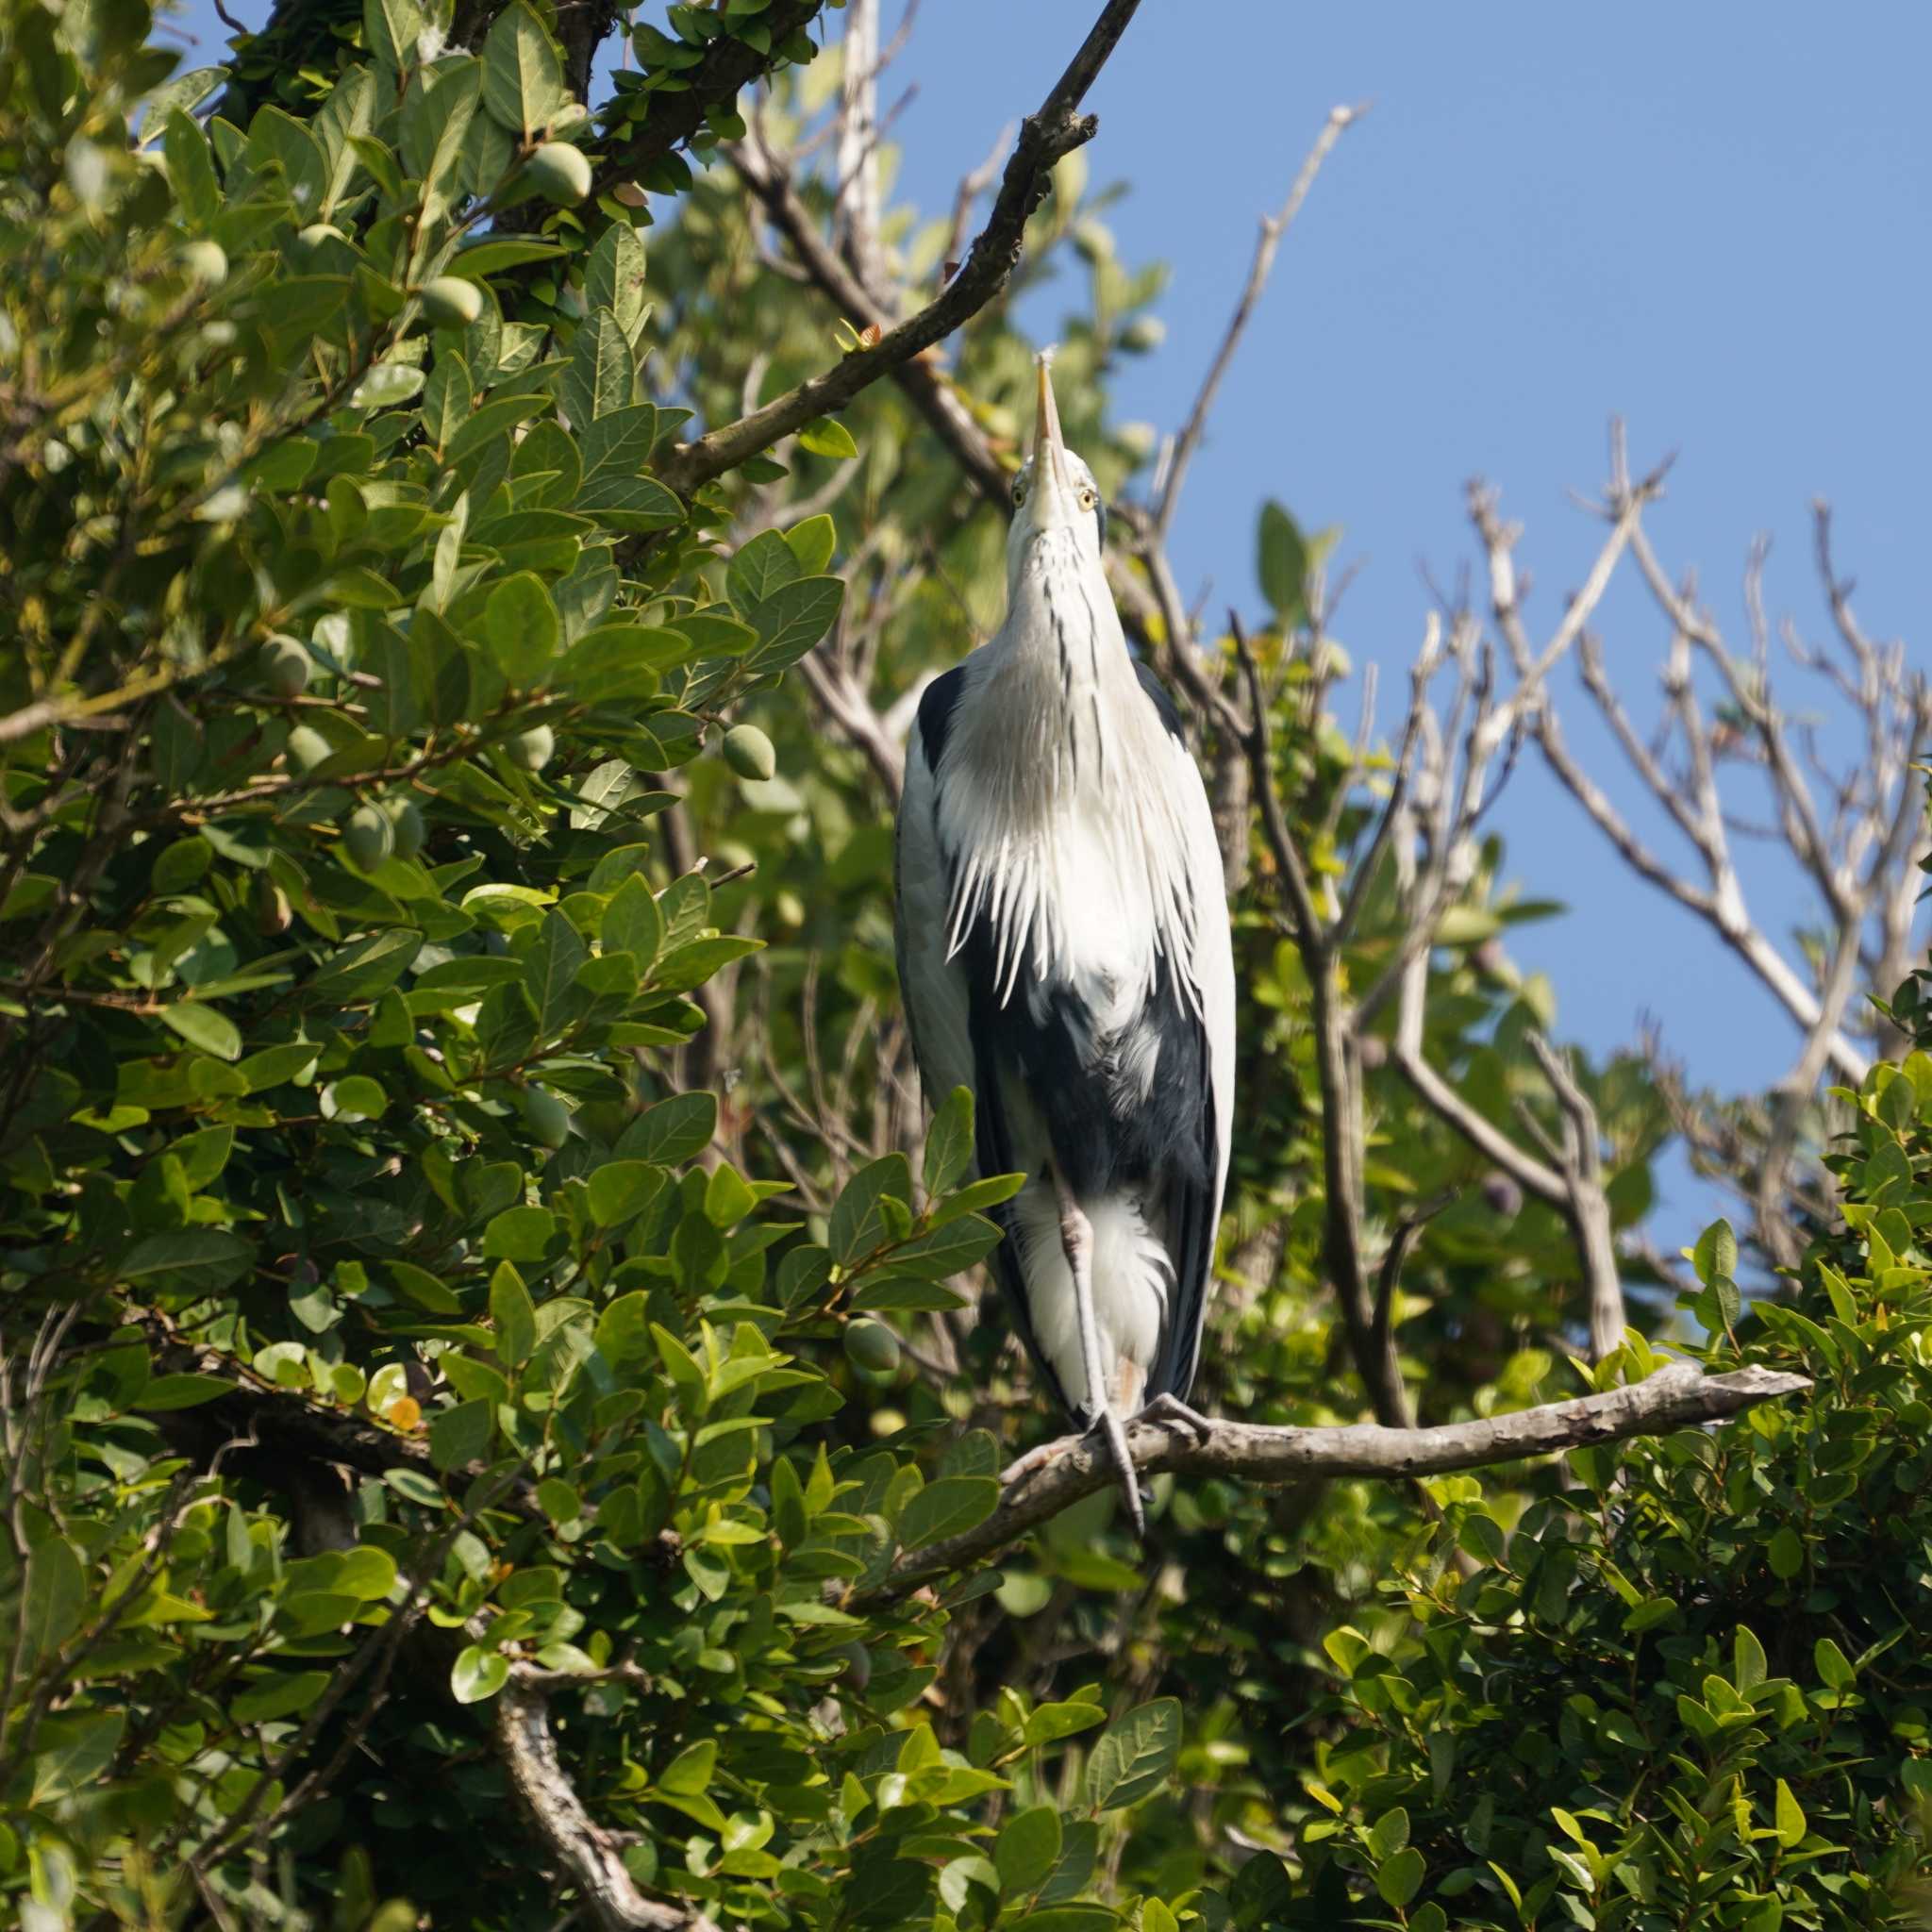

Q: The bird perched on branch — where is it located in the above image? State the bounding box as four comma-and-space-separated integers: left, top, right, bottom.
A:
893, 354, 1235, 1533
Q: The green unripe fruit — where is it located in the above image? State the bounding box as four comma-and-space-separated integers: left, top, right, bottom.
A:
285, 724, 332, 772
343, 802, 394, 874
722, 724, 775, 782
525, 142, 592, 207
418, 276, 483, 328
253, 873, 291, 937
1119, 315, 1166, 353
842, 1319, 900, 1375
1071, 218, 1113, 264
260, 637, 312, 698
180, 239, 227, 285
522, 1084, 572, 1150
508, 724, 555, 772
834, 1641, 872, 1690
384, 796, 425, 861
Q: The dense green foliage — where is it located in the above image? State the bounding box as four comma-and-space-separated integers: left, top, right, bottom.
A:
1, 0, 1927, 1927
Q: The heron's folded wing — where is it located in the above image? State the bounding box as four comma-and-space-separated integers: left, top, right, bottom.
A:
1137, 666, 1238, 1406
892, 676, 974, 1114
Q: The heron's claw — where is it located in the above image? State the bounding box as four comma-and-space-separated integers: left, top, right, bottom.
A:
1000, 1437, 1070, 1488
1131, 1392, 1213, 1444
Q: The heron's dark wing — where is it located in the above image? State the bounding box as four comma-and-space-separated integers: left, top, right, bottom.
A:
893, 670, 974, 1108
897, 669, 1075, 1417
1134, 663, 1238, 1407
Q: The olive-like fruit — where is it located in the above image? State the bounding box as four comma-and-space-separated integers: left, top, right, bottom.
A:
180, 239, 228, 285
285, 724, 332, 773
523, 1084, 572, 1150
1119, 316, 1166, 353
525, 142, 592, 207
343, 802, 394, 874
834, 1641, 872, 1690
507, 724, 555, 772
418, 276, 483, 328
722, 724, 775, 782
1071, 218, 1113, 263
260, 637, 312, 698
842, 1319, 900, 1375
253, 873, 292, 936
384, 796, 425, 861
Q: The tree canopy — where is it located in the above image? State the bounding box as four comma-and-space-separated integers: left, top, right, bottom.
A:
1, 0, 1927, 1927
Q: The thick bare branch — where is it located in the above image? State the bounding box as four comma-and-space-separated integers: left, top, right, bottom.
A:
658, 0, 1145, 496
866, 1364, 1808, 1602
498, 1672, 720, 1932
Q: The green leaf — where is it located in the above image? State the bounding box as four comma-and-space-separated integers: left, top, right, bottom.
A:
523, 909, 591, 1034
1375, 1846, 1425, 1909
896, 1477, 999, 1551
795, 416, 857, 459
158, 1001, 242, 1060
1814, 1637, 1854, 1691
1734, 1624, 1766, 1695
726, 529, 800, 609
481, 0, 566, 140
923, 1086, 974, 1196
364, 0, 427, 69
1257, 498, 1308, 621
1084, 1698, 1182, 1810
831, 1154, 912, 1265
748, 575, 845, 670
602, 874, 664, 971
994, 1805, 1061, 1895
618, 1091, 716, 1165
563, 308, 633, 428
784, 513, 836, 576
1766, 1524, 1804, 1579
490, 1261, 537, 1365
585, 221, 648, 337
429, 1399, 492, 1471
485, 572, 559, 685
451, 1644, 509, 1705
1692, 1217, 1739, 1289
586, 1160, 665, 1229
658, 1739, 716, 1795
22, 1539, 84, 1668
1774, 1777, 1806, 1848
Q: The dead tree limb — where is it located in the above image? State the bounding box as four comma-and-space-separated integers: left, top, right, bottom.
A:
865, 1363, 1809, 1603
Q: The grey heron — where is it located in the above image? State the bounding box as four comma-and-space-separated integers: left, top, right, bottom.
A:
893, 355, 1236, 1533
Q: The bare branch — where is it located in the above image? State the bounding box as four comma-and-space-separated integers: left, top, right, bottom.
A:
499, 1673, 720, 1932
658, 0, 1146, 495
864, 1364, 1808, 1602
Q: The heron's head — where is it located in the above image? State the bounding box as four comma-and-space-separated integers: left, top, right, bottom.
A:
1007, 355, 1106, 587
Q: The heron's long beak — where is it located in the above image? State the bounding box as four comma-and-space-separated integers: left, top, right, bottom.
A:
1026, 353, 1079, 533
1034, 355, 1068, 490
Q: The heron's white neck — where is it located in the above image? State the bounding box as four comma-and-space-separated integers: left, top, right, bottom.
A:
939, 541, 1200, 1007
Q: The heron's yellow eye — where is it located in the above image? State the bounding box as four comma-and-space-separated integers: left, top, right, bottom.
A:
1012, 478, 1027, 507
1078, 488, 1097, 510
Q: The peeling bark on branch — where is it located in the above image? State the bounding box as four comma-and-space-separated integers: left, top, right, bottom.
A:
654, 0, 1145, 497
862, 1364, 1809, 1602
498, 1670, 721, 1932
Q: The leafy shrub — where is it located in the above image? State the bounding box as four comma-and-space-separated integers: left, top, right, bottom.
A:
1269, 1015, 1932, 1929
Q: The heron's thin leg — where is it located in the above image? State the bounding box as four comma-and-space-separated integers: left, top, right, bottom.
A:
1131, 1391, 1214, 1443
1054, 1181, 1146, 1538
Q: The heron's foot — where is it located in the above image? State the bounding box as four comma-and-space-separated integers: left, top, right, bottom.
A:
1130, 1392, 1214, 1444
1000, 1435, 1074, 1488
1086, 1407, 1147, 1540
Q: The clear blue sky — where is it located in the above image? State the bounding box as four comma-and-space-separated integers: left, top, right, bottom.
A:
165, 0, 1930, 1228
